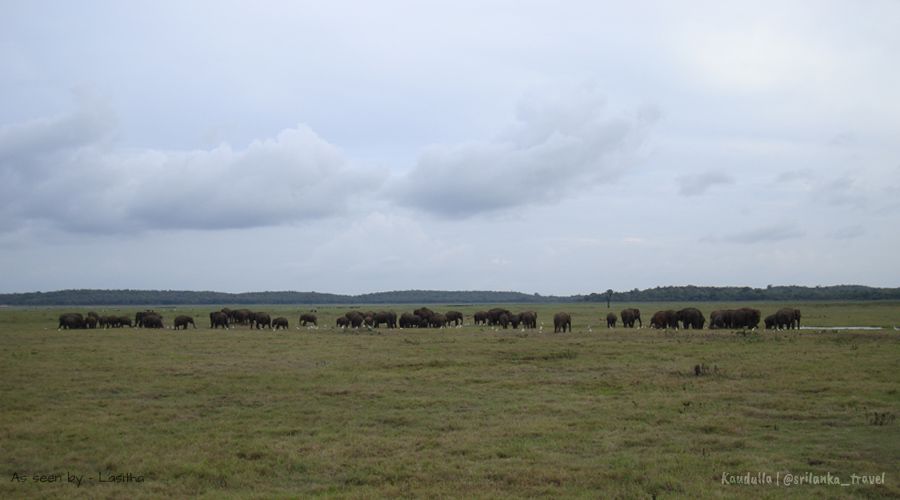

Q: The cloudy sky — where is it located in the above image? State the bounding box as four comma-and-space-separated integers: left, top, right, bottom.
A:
2, 1, 898, 295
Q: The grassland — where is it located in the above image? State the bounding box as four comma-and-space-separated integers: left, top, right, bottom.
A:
1, 302, 899, 498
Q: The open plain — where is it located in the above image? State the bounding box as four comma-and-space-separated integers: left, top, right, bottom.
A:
2, 302, 899, 498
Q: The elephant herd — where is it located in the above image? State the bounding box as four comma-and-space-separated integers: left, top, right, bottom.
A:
472, 308, 538, 329
710, 307, 802, 330
341, 308, 466, 329
56, 306, 802, 332
335, 308, 577, 334
763, 308, 803, 330
207, 308, 297, 330
58, 312, 121, 329
603, 307, 801, 330
57, 310, 197, 330
338, 308, 572, 334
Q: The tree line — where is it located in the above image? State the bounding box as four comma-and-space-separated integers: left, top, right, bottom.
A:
1, 285, 898, 307
582, 285, 900, 303
0, 289, 567, 306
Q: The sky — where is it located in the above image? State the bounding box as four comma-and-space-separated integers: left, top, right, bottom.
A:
1, 1, 899, 295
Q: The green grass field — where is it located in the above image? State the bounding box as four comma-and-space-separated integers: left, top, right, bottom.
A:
2, 302, 899, 498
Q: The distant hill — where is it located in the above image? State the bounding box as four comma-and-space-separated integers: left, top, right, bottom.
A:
0, 285, 898, 306
0, 289, 569, 306
582, 285, 900, 303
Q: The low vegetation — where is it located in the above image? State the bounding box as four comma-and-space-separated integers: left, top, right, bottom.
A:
2, 302, 898, 498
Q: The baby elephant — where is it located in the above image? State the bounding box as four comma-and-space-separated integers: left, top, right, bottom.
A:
173, 315, 196, 330
272, 317, 290, 330
606, 313, 617, 328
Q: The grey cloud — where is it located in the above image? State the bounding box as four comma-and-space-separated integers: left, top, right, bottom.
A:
0, 99, 114, 169
394, 84, 657, 217
705, 224, 805, 244
676, 171, 734, 196
878, 179, 900, 215
827, 131, 856, 147
775, 169, 814, 183
0, 102, 382, 234
828, 225, 865, 240
816, 176, 867, 209
806, 167, 900, 215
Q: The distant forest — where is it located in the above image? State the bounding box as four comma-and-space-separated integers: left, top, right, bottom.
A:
582, 285, 900, 303
0, 289, 565, 306
1, 285, 899, 306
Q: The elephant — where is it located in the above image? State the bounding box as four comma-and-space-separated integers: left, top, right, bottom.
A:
345, 311, 365, 328
774, 307, 800, 329
386, 311, 399, 328
732, 308, 761, 329
231, 309, 253, 326
414, 307, 435, 321
135, 311, 150, 327
764, 314, 777, 329
650, 310, 678, 329
709, 310, 727, 329
135, 310, 162, 328
620, 308, 642, 328
399, 312, 423, 328
429, 313, 448, 328
676, 308, 705, 329
336, 317, 350, 328
253, 312, 272, 329
210, 311, 229, 329
553, 312, 571, 333
104, 315, 129, 328
372, 311, 397, 328
606, 313, 617, 328
520, 311, 538, 329
407, 309, 433, 327
775, 307, 800, 329
487, 308, 512, 326
85, 312, 100, 329
142, 313, 164, 329
445, 311, 463, 326
272, 317, 289, 330
496, 313, 510, 329
174, 315, 196, 330
473, 311, 489, 326
299, 313, 318, 326
58, 313, 85, 330
508, 313, 522, 329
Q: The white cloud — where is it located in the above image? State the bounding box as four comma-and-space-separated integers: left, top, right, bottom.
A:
394, 83, 658, 217
0, 100, 383, 234
672, 22, 835, 94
